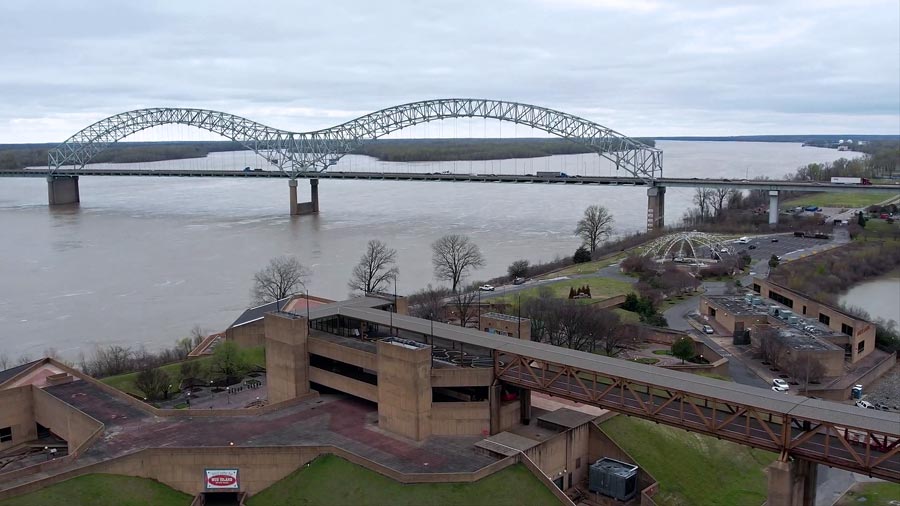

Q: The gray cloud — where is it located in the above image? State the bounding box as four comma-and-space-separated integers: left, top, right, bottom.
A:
0, 0, 897, 141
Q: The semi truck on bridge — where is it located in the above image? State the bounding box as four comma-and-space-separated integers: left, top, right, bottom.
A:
831, 176, 872, 185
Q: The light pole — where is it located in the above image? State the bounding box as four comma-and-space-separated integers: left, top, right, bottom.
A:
429, 313, 435, 368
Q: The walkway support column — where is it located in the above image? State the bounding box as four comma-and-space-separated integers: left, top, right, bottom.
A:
646, 186, 666, 232
767, 459, 817, 506
289, 179, 299, 216
769, 190, 779, 228
47, 176, 80, 205
519, 388, 532, 425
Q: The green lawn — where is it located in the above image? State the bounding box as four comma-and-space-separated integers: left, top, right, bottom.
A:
782, 191, 897, 209
0, 474, 192, 506
493, 275, 633, 306
102, 346, 266, 398
544, 253, 629, 278
246, 454, 561, 506
835, 481, 900, 506
600, 416, 775, 506
613, 308, 641, 324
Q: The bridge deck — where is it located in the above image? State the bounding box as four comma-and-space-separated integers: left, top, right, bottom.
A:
2, 169, 897, 192
339, 306, 900, 480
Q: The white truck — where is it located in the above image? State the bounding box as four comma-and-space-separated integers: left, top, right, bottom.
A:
830, 177, 871, 185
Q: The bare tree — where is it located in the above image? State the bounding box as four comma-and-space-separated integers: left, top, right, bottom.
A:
408, 284, 451, 321
349, 240, 399, 294
134, 367, 171, 401
594, 309, 629, 357
431, 234, 485, 292
0, 353, 9, 370
574, 205, 614, 253
507, 259, 530, 279
693, 188, 715, 220
785, 354, 827, 390
251, 255, 310, 304
16, 355, 33, 366
711, 188, 736, 218
449, 287, 479, 328
757, 327, 786, 367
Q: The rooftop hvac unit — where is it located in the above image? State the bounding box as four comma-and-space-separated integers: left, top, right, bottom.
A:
589, 458, 639, 502
752, 296, 764, 305
744, 294, 754, 304
769, 306, 780, 316
788, 316, 799, 325
779, 310, 793, 320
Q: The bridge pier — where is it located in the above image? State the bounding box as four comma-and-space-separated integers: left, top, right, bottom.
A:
769, 190, 779, 228
646, 186, 666, 231
289, 178, 320, 216
767, 459, 817, 506
47, 175, 80, 206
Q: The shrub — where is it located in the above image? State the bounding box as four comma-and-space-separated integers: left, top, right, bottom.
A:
573, 246, 592, 264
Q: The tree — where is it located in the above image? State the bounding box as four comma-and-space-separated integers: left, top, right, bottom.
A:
408, 284, 451, 321
857, 211, 867, 228
449, 287, 479, 328
0, 353, 8, 371
134, 367, 171, 401
785, 354, 827, 391
573, 245, 592, 264
711, 188, 736, 218
574, 205, 614, 253
693, 188, 715, 221
180, 359, 201, 384
349, 239, 399, 294
757, 326, 786, 366
251, 256, 310, 304
594, 309, 628, 357
768, 254, 780, 268
507, 259, 530, 279
671, 337, 695, 364
211, 340, 248, 382
431, 234, 485, 292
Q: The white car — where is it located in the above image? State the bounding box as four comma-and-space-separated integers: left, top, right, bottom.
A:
736, 237, 750, 244
479, 284, 495, 291
772, 378, 790, 392
702, 325, 714, 334
855, 400, 874, 409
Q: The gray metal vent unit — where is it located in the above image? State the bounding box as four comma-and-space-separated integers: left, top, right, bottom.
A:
589, 458, 639, 501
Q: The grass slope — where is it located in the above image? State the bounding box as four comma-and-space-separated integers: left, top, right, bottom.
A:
493, 275, 633, 306
782, 191, 897, 209
0, 474, 192, 506
835, 481, 900, 506
102, 346, 266, 397
600, 416, 775, 506
246, 455, 561, 506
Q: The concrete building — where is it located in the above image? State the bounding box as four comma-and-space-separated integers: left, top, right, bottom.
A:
479, 312, 531, 341
750, 278, 876, 363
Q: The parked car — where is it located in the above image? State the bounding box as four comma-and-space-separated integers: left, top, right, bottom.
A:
771, 238, 779, 242
513, 277, 526, 285
771, 386, 789, 393
479, 284, 495, 291
772, 378, 790, 392
702, 325, 714, 334
736, 237, 750, 244
748, 244, 757, 250
855, 400, 874, 409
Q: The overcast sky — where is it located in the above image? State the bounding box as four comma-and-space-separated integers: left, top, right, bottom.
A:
1, 0, 898, 142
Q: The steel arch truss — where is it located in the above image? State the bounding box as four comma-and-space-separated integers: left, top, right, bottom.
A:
495, 353, 900, 481
48, 99, 662, 181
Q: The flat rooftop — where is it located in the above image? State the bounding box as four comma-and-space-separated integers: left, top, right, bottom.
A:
482, 312, 529, 323
705, 294, 844, 342
537, 408, 598, 429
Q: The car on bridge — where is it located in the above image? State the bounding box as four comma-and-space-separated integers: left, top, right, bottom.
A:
772, 378, 790, 392
479, 284, 495, 291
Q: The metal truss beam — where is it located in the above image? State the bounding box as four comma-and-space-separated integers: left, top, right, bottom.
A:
496, 352, 900, 481
47, 99, 663, 182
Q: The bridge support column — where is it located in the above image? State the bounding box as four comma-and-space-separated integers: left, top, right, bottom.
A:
519, 388, 532, 425
290, 178, 320, 216
289, 180, 299, 215
488, 384, 502, 435
769, 190, 779, 228
646, 186, 666, 232
47, 176, 80, 206
767, 459, 817, 506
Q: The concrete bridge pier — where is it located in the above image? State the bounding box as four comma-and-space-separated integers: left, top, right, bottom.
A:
646, 186, 666, 231
767, 459, 817, 506
769, 190, 780, 228
47, 175, 80, 206
289, 178, 320, 216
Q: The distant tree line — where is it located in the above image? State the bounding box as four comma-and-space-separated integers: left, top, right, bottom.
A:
0, 141, 246, 171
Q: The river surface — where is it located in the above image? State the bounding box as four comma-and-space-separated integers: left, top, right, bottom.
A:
0, 141, 861, 361
839, 276, 900, 324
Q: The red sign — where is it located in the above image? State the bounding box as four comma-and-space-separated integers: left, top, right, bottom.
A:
205, 469, 239, 490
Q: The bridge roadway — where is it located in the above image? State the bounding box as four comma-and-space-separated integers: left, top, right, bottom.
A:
3, 168, 897, 193
342, 306, 900, 482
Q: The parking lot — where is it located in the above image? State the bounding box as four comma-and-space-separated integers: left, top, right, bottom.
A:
734, 234, 837, 263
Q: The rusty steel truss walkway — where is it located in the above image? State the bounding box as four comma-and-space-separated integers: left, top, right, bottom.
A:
340, 306, 900, 481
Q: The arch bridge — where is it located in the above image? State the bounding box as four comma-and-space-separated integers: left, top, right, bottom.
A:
43, 99, 669, 229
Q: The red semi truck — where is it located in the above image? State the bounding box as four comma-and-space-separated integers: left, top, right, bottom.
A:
831, 177, 872, 185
